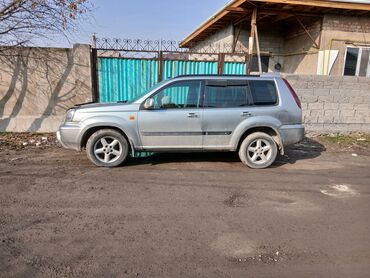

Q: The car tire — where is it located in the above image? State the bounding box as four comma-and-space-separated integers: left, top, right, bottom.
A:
238, 132, 278, 169
86, 129, 129, 167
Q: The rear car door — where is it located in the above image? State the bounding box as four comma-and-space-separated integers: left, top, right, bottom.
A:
202, 80, 252, 149
201, 79, 280, 149
138, 80, 203, 150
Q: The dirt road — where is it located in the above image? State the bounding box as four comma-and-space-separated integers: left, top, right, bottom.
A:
1, 138, 370, 277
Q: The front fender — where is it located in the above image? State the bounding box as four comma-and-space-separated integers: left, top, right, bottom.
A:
230, 116, 283, 151
78, 115, 141, 149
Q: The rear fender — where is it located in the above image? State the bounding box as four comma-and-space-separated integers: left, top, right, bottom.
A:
231, 116, 284, 154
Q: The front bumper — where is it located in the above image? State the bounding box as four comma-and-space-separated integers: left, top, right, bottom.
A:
57, 123, 82, 151
279, 124, 305, 146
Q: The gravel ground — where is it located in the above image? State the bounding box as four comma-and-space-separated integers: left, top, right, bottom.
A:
0, 135, 370, 277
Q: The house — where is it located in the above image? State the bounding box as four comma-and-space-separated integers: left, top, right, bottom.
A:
180, 0, 370, 76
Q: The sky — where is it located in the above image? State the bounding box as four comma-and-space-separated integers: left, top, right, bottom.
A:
48, 0, 230, 47
42, 0, 370, 47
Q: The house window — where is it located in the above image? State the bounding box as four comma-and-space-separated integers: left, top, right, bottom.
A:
344, 47, 370, 77
251, 55, 270, 73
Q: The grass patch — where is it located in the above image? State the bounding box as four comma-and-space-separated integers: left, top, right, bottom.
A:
317, 134, 370, 149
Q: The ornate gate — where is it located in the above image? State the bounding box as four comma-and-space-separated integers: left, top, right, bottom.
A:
91, 37, 249, 103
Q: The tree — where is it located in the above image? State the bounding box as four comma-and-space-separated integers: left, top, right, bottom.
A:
0, 0, 91, 46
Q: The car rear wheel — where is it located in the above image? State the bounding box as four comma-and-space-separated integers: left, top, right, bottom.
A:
238, 132, 278, 169
86, 129, 129, 167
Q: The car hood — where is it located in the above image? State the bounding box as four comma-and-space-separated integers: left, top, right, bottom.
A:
74, 102, 139, 113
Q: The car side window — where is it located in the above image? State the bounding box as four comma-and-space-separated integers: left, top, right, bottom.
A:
204, 84, 250, 108
152, 81, 201, 109
248, 80, 278, 106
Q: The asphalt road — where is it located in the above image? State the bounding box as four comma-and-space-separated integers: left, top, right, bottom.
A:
0, 139, 370, 277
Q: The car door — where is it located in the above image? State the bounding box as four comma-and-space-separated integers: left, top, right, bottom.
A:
138, 80, 203, 150
202, 79, 252, 149
202, 79, 280, 149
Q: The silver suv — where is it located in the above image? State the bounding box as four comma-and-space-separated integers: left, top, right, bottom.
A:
57, 74, 304, 169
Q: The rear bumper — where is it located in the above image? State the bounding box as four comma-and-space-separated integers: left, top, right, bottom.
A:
279, 124, 305, 146
56, 123, 82, 151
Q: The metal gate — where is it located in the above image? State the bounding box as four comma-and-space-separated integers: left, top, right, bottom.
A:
92, 38, 249, 103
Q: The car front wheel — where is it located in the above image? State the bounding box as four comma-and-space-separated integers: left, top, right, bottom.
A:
238, 132, 278, 169
86, 129, 129, 167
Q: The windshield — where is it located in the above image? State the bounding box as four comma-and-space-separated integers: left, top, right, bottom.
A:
126, 80, 169, 104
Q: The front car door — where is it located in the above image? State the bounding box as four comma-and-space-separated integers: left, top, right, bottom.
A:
138, 80, 203, 150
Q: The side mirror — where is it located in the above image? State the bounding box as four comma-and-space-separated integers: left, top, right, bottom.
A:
143, 98, 154, 109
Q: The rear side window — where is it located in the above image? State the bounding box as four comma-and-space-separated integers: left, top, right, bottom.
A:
204, 85, 250, 108
249, 80, 278, 106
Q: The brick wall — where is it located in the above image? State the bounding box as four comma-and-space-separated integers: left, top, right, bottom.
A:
323, 14, 370, 33
285, 75, 370, 133
190, 25, 234, 52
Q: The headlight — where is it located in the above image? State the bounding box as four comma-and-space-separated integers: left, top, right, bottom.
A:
65, 109, 76, 122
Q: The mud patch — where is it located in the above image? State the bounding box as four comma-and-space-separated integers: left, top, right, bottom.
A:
321, 184, 358, 198
229, 244, 329, 266
261, 192, 320, 213
281, 159, 344, 170
211, 233, 256, 259
230, 245, 284, 265
223, 193, 246, 207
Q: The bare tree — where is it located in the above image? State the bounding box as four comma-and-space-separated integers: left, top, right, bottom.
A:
0, 0, 91, 46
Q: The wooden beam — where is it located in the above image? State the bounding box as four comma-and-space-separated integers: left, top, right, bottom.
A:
232, 22, 243, 53
225, 7, 248, 13
248, 8, 262, 74
250, 0, 370, 11
295, 16, 320, 49
180, 0, 248, 47
269, 13, 295, 24
258, 9, 323, 17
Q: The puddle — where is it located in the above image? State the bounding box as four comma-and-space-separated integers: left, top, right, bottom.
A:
321, 184, 358, 198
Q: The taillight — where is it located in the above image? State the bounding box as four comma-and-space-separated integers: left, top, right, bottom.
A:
283, 78, 301, 109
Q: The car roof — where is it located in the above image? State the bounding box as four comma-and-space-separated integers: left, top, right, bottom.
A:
171, 74, 279, 80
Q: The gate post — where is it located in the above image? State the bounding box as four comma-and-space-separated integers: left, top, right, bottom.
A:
158, 51, 163, 82
90, 47, 99, 102
245, 55, 249, 75
218, 53, 225, 75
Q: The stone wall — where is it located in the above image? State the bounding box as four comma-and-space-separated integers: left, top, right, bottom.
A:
0, 44, 92, 132
285, 75, 370, 133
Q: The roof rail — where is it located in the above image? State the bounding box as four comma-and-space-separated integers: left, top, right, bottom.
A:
262, 72, 281, 77
173, 74, 261, 78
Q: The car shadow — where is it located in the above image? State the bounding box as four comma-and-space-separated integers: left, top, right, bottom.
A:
124, 137, 326, 168
273, 137, 326, 167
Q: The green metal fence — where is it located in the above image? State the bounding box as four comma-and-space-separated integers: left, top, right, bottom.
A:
98, 58, 246, 103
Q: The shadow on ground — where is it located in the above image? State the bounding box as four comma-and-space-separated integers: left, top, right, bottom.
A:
125, 137, 326, 168
274, 137, 326, 167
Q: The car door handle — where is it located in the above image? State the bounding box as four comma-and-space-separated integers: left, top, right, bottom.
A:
187, 113, 199, 118
241, 112, 252, 117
